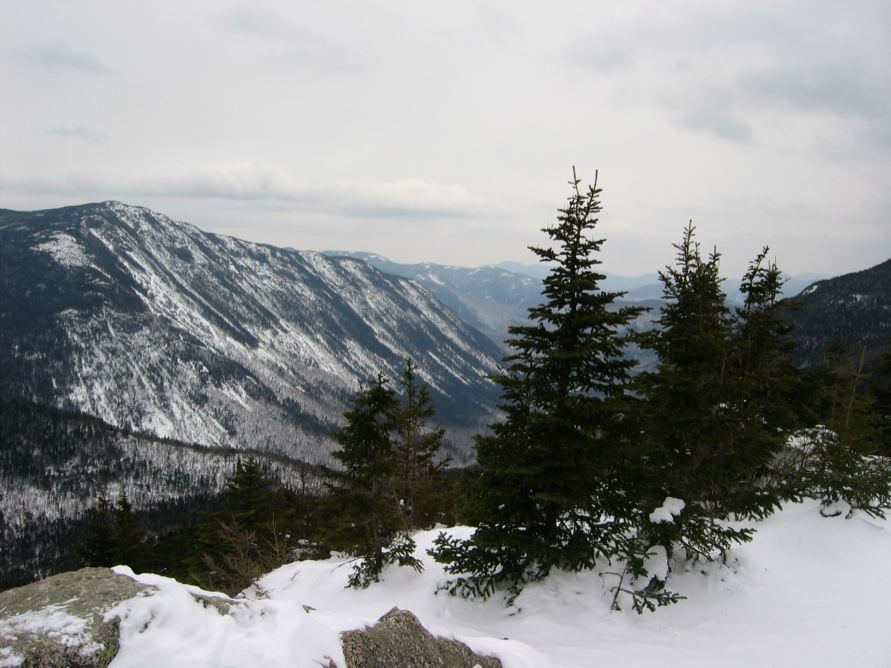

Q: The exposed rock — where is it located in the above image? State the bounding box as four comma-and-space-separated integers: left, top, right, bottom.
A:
341, 607, 502, 668
0, 567, 152, 667
1, 568, 501, 668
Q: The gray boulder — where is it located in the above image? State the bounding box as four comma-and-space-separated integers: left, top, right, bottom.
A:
341, 607, 502, 668
0, 567, 152, 668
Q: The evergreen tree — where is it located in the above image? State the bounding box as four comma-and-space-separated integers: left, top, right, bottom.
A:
80, 495, 116, 567
221, 458, 285, 535
189, 458, 297, 594
392, 359, 450, 529
323, 374, 422, 588
635, 224, 754, 562
871, 347, 891, 456
638, 224, 735, 502
722, 248, 803, 517
794, 348, 891, 518
431, 169, 645, 602
113, 493, 145, 570
81, 493, 147, 570
636, 230, 813, 569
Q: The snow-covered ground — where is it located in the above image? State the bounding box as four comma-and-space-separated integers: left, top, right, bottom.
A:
106, 499, 891, 667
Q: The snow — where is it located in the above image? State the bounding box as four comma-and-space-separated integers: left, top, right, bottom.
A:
96, 499, 891, 667
0, 602, 102, 666
108, 568, 346, 668
33, 233, 91, 268
649, 496, 685, 523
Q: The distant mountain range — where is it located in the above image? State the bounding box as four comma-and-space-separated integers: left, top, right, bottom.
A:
496, 261, 826, 303
0, 202, 502, 463
324, 252, 827, 359
0, 201, 510, 587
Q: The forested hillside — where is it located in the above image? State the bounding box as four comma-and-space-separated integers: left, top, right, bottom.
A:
0, 400, 318, 589
781, 258, 891, 367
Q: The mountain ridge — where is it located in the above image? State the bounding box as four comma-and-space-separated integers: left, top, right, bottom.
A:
0, 201, 502, 462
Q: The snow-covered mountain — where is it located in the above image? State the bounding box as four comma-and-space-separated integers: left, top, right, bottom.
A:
324, 251, 544, 348
324, 252, 664, 370
0, 202, 502, 462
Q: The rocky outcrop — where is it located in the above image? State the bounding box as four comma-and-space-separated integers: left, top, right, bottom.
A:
341, 607, 502, 668
0, 567, 153, 667
1, 570, 502, 668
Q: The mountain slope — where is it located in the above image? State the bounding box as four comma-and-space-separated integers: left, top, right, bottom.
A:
0, 400, 318, 589
781, 258, 891, 367
324, 251, 543, 348
0, 202, 501, 461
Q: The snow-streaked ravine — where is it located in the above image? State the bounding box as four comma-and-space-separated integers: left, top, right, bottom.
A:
103, 500, 890, 667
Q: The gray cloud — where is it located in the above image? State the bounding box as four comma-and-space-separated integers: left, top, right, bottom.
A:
222, 6, 360, 73
20, 43, 112, 74
740, 60, 891, 121
0, 163, 490, 220
565, 2, 891, 150
45, 126, 104, 142
676, 107, 755, 144
2, 1, 889, 275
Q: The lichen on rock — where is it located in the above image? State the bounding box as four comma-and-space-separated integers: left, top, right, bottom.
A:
0, 567, 153, 667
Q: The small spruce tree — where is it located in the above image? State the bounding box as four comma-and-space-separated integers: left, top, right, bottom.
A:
793, 348, 891, 518
721, 248, 803, 518
871, 347, 891, 456
81, 495, 117, 567
636, 224, 753, 563
392, 359, 450, 529
323, 374, 422, 588
189, 458, 296, 594
113, 493, 145, 570
81, 493, 146, 570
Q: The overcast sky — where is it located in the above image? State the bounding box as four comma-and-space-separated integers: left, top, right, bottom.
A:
2, 1, 889, 277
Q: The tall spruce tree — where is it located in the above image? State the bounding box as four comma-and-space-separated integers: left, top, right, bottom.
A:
639, 223, 734, 498
431, 169, 644, 602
